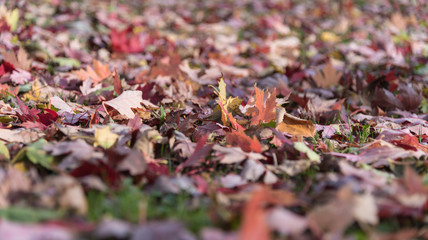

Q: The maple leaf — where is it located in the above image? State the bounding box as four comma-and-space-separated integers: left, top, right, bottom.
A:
72, 59, 111, 85
10, 69, 31, 85
103, 90, 153, 119
211, 77, 245, 131
246, 86, 277, 125
94, 126, 119, 149
218, 100, 245, 131
110, 28, 145, 53
312, 60, 342, 88
0, 47, 32, 71
226, 131, 262, 153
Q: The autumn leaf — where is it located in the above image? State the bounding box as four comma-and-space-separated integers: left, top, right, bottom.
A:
103, 90, 145, 119
211, 76, 245, 131
72, 59, 111, 85
275, 108, 315, 137
239, 188, 270, 240
0, 47, 32, 71
113, 69, 123, 95
247, 86, 277, 125
312, 60, 342, 88
226, 131, 262, 153
94, 126, 119, 149
218, 99, 245, 131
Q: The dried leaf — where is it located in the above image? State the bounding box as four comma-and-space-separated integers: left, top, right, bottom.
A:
94, 126, 119, 149
239, 188, 270, 240
103, 91, 144, 119
0, 47, 32, 71
247, 86, 277, 125
312, 60, 342, 88
226, 131, 262, 153
276, 108, 315, 137
72, 59, 111, 85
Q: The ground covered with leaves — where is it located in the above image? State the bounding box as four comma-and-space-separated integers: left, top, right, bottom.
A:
0, 0, 427, 239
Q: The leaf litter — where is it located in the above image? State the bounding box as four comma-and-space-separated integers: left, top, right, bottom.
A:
0, 0, 427, 239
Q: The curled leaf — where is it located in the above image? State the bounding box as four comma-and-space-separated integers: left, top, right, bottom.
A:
276, 108, 315, 137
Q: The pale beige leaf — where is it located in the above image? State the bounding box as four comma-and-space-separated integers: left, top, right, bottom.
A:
103, 90, 144, 119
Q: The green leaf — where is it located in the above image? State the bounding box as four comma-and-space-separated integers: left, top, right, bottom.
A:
160, 106, 166, 123
0, 115, 14, 123
0, 142, 10, 160
294, 142, 320, 162
6, 9, 19, 31
0, 207, 62, 223
18, 84, 32, 93
26, 139, 54, 169
53, 57, 81, 68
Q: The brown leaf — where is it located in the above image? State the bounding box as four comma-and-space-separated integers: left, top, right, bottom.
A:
275, 108, 315, 137
371, 88, 404, 110
398, 83, 422, 111
312, 60, 342, 88
113, 69, 123, 95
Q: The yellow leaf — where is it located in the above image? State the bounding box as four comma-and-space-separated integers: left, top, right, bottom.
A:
94, 126, 118, 149
321, 32, 340, 43
23, 80, 42, 101
211, 76, 244, 130
6, 8, 19, 31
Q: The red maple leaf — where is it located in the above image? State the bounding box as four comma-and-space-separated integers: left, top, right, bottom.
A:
247, 87, 277, 125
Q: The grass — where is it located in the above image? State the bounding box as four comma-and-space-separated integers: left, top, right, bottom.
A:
145, 191, 212, 233
87, 178, 212, 233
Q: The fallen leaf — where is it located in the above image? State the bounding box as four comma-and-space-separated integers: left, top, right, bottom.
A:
267, 207, 307, 236
276, 108, 315, 137
241, 159, 266, 181
0, 47, 32, 71
226, 131, 262, 153
239, 187, 270, 240
312, 60, 342, 88
94, 126, 119, 149
246, 86, 277, 125
293, 142, 320, 162
10, 69, 31, 85
72, 59, 111, 85
103, 90, 144, 119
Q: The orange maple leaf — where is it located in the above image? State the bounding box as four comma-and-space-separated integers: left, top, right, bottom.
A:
73, 59, 111, 85
226, 131, 262, 153
247, 86, 277, 125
